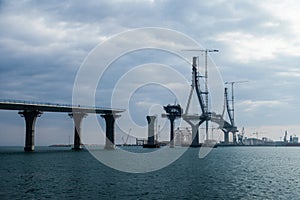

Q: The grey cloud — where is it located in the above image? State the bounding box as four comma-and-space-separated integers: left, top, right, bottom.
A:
0, 0, 300, 145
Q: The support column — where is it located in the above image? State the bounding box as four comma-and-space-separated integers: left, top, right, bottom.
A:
183, 116, 205, 147
101, 114, 120, 150
169, 116, 176, 148
19, 110, 43, 152
232, 132, 237, 144
146, 116, 156, 145
224, 131, 229, 144
190, 124, 200, 147
162, 104, 182, 148
69, 112, 87, 150
183, 120, 200, 147
162, 114, 177, 148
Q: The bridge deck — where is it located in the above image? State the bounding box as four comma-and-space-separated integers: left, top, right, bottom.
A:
0, 100, 125, 114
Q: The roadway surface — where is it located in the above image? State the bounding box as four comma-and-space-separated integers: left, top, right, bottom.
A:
0, 99, 125, 114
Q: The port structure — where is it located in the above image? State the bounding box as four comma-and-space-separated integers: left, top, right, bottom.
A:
162, 104, 182, 148
0, 100, 124, 151
163, 56, 238, 146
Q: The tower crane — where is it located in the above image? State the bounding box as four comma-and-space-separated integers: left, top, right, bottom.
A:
122, 128, 132, 145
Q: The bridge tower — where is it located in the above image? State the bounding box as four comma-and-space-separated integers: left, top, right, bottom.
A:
223, 88, 232, 144
182, 57, 208, 147
224, 81, 246, 144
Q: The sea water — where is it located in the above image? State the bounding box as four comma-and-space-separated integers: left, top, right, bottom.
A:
0, 146, 300, 199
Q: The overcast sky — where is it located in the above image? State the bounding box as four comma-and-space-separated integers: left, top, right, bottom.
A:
1, 0, 300, 146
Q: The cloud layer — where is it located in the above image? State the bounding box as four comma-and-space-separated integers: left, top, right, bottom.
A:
1, 0, 300, 145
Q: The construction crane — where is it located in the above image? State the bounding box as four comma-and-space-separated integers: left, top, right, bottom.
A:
122, 128, 132, 145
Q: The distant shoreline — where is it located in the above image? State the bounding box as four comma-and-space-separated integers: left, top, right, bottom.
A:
49, 144, 72, 147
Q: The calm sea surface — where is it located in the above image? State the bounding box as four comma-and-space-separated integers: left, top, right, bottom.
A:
1, 146, 300, 199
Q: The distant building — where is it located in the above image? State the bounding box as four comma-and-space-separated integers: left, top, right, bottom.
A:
292, 136, 298, 143
243, 138, 264, 145
174, 127, 192, 146
244, 137, 274, 146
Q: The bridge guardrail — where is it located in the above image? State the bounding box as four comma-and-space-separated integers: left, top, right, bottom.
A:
0, 99, 124, 111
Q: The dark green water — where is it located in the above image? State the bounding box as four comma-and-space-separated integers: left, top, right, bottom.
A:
1, 146, 300, 199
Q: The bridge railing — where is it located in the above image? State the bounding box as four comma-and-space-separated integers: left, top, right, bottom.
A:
0, 99, 124, 111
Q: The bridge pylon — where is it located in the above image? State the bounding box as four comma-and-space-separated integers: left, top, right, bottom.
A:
181, 57, 209, 147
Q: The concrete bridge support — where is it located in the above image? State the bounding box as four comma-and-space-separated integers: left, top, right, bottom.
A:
232, 132, 237, 144
19, 110, 43, 152
224, 131, 229, 144
183, 120, 200, 147
162, 113, 181, 147
102, 114, 120, 150
183, 117, 206, 147
169, 116, 175, 148
190, 124, 200, 147
69, 112, 87, 150
146, 116, 156, 145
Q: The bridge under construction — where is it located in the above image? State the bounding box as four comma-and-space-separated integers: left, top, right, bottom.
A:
1, 55, 242, 150
161, 56, 239, 147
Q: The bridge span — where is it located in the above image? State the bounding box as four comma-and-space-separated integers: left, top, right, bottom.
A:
0, 100, 125, 151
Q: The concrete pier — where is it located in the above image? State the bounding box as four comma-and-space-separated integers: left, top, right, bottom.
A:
162, 104, 182, 148
146, 116, 156, 145
169, 116, 175, 148
183, 116, 205, 147
161, 115, 176, 147
69, 112, 87, 150
190, 123, 200, 147
224, 131, 229, 144
232, 132, 237, 144
19, 110, 43, 152
102, 114, 120, 149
